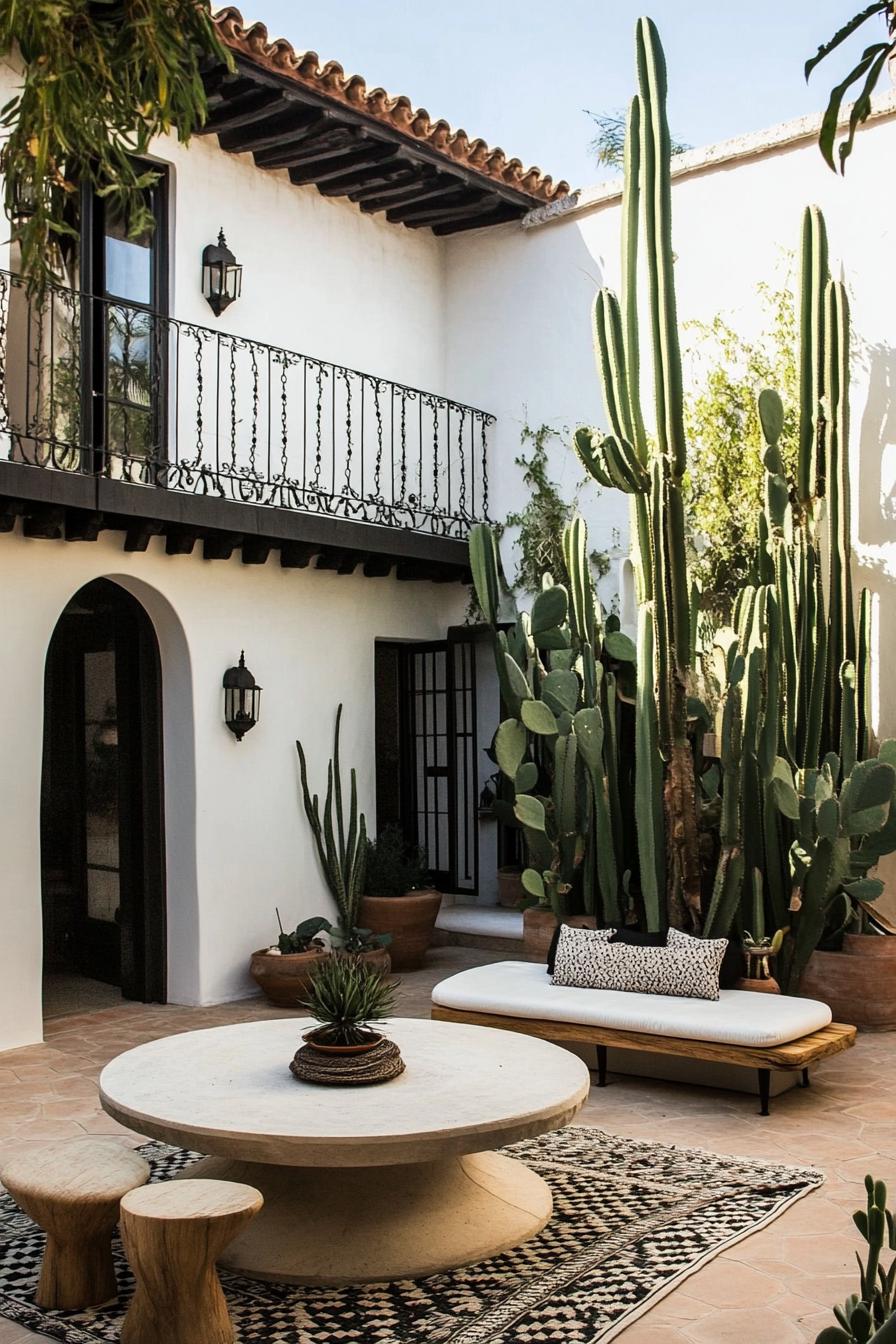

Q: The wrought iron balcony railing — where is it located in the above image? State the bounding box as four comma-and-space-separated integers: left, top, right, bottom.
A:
0, 269, 492, 538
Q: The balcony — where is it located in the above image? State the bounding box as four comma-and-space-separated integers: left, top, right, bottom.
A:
0, 270, 492, 576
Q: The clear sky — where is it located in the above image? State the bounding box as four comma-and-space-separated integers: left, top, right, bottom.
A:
247, 2, 880, 188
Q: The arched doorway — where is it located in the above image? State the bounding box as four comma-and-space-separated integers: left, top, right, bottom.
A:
41, 578, 166, 1008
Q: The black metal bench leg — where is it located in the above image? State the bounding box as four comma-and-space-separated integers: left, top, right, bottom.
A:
596, 1044, 608, 1088
757, 1068, 771, 1116
801, 1068, 810, 1088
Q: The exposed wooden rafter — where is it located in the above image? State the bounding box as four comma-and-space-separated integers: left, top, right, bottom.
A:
199, 53, 538, 235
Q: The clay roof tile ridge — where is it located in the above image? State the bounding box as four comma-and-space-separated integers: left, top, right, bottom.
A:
212, 6, 570, 203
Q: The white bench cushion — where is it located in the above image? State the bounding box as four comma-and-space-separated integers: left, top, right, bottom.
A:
432, 960, 832, 1048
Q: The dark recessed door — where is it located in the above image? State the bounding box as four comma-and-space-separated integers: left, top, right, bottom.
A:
41, 579, 166, 1001
374, 634, 478, 895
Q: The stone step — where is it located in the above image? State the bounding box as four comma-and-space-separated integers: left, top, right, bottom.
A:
434, 903, 525, 956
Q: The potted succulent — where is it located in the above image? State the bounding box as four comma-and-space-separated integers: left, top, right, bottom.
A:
359, 825, 441, 970
735, 928, 785, 994
497, 865, 525, 909
249, 910, 329, 1007
301, 955, 397, 1055
296, 706, 391, 974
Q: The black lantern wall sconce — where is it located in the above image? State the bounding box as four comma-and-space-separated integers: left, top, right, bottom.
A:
223, 652, 261, 742
202, 228, 242, 317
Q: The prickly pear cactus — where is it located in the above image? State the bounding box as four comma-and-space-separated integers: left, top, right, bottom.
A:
469, 519, 633, 925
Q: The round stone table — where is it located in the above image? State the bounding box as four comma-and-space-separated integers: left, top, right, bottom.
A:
99, 1016, 589, 1285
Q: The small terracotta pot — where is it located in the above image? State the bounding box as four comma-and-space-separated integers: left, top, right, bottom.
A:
800, 933, 896, 1030
249, 946, 327, 1008
734, 975, 781, 995
496, 867, 525, 909
302, 1030, 383, 1056
340, 944, 392, 976
522, 908, 597, 961
359, 890, 442, 971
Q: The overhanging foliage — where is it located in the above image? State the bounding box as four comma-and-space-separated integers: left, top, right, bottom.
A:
0, 0, 232, 289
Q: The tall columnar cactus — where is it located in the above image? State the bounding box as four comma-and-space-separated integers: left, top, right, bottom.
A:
296, 704, 367, 936
469, 519, 634, 925
575, 17, 700, 930
573, 18, 876, 963
469, 18, 882, 979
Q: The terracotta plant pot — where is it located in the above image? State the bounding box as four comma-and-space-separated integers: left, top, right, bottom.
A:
341, 944, 392, 976
734, 975, 781, 995
496, 867, 525, 909
799, 933, 896, 1031
359, 890, 442, 971
522, 908, 597, 962
249, 946, 327, 1008
302, 1029, 383, 1056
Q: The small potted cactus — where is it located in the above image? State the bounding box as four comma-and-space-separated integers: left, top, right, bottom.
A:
249, 911, 329, 1007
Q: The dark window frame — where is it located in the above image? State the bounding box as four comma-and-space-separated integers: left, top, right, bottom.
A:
78, 163, 170, 473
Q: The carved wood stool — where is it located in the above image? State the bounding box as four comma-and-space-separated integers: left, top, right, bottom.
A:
119, 1178, 263, 1344
0, 1139, 150, 1309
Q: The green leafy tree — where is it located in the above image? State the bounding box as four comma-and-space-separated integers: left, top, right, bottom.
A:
0, 0, 233, 288
684, 281, 799, 620
806, 2, 896, 171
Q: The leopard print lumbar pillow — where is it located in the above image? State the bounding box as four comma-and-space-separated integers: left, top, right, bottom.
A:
551, 924, 727, 1000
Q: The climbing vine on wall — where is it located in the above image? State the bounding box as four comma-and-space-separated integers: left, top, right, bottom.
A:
466, 424, 609, 623
0, 0, 232, 289
504, 423, 610, 593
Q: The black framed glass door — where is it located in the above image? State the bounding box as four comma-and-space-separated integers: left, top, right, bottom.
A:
80, 169, 169, 477
41, 579, 166, 1001
374, 634, 478, 894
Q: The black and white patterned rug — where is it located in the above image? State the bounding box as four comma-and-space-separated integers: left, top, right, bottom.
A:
0, 1127, 821, 1343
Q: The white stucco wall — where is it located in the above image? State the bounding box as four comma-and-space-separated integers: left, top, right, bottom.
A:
0, 528, 463, 1050
157, 127, 446, 393
443, 104, 896, 648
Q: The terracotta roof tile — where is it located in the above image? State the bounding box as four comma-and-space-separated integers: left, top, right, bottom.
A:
213, 7, 570, 205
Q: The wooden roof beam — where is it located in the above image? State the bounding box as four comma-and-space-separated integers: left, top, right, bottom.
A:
274, 132, 371, 174
227, 55, 537, 212
253, 117, 352, 170
203, 89, 295, 136
433, 205, 522, 235
290, 144, 400, 189
357, 176, 451, 212
201, 70, 256, 107
386, 190, 483, 225
218, 106, 322, 155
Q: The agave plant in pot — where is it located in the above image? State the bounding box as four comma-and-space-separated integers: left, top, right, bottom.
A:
359, 825, 441, 970
249, 910, 329, 1007
300, 956, 397, 1055
296, 705, 391, 974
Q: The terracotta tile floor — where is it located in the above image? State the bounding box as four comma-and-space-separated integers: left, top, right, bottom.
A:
0, 944, 891, 1342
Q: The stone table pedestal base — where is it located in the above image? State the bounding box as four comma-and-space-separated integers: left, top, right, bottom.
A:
180, 1150, 552, 1285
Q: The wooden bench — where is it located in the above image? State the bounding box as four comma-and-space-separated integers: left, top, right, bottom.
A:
431, 962, 856, 1114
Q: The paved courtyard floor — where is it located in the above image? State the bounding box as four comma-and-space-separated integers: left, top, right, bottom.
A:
0, 944, 891, 1343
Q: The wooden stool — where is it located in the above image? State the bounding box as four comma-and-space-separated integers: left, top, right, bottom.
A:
0, 1139, 150, 1309
119, 1178, 263, 1344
